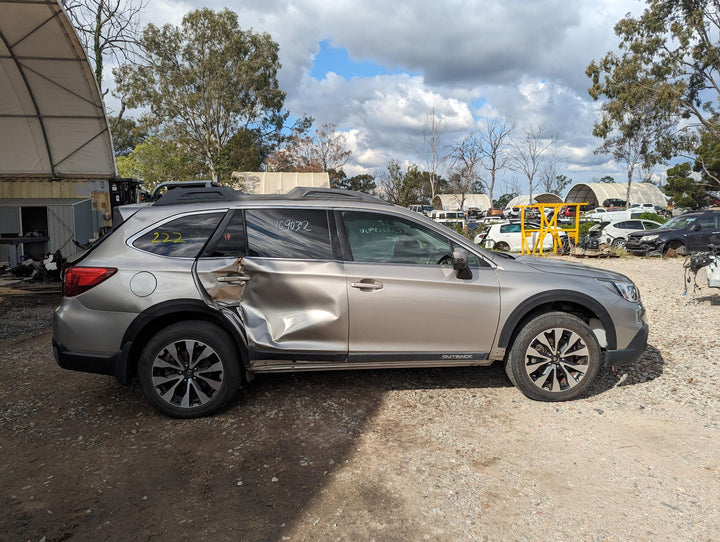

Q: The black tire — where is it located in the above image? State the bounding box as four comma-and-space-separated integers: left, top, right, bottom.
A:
495, 242, 511, 252
138, 321, 241, 418
505, 312, 601, 401
611, 238, 626, 249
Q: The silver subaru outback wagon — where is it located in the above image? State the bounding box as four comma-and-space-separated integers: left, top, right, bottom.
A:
53, 187, 648, 418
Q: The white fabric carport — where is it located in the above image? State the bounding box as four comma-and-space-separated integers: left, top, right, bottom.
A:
0, 0, 115, 178
565, 183, 667, 208
506, 193, 563, 208
434, 193, 491, 211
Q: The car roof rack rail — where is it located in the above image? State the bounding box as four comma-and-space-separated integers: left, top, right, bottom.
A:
152, 185, 389, 206
285, 187, 388, 204
152, 185, 247, 205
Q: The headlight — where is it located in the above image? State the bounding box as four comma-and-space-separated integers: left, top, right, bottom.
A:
615, 282, 640, 302
642, 234, 658, 242
601, 280, 640, 302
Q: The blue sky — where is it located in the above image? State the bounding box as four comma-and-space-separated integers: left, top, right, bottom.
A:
129, 0, 651, 197
311, 40, 420, 80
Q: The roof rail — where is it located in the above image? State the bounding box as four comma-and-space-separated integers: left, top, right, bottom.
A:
152, 185, 388, 206
153, 186, 247, 206
285, 187, 388, 204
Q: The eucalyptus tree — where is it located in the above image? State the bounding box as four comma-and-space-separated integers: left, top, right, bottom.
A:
587, 0, 720, 175
116, 8, 287, 182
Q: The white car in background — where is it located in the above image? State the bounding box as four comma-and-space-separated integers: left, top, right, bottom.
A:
429, 210, 466, 229
592, 219, 663, 249
476, 222, 563, 252
628, 203, 656, 212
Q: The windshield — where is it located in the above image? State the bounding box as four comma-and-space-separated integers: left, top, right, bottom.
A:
660, 215, 698, 230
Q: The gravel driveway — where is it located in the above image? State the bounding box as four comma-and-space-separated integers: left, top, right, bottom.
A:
1, 256, 719, 541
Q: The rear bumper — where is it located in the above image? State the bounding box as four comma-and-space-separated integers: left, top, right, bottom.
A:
52, 339, 133, 385
603, 322, 649, 367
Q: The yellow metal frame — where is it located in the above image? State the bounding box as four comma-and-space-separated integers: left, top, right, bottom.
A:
517, 202, 587, 255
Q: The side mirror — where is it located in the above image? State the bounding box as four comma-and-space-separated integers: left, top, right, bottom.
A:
691, 223, 701, 232
453, 248, 472, 280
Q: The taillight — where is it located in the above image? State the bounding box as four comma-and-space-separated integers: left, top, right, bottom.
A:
63, 267, 117, 297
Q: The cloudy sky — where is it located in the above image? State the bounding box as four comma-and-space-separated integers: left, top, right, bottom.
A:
127, 0, 647, 196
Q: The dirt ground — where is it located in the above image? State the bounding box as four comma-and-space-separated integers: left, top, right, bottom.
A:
1, 259, 719, 541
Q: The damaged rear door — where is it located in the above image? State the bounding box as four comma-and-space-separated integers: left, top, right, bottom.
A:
194, 208, 348, 368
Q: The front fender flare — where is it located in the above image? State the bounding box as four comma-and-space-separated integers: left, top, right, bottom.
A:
497, 290, 617, 351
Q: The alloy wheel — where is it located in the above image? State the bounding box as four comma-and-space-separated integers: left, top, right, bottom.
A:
150, 339, 225, 409
523, 327, 590, 393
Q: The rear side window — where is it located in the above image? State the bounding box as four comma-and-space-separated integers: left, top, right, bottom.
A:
698, 214, 719, 229
132, 212, 224, 257
246, 208, 332, 259
500, 224, 521, 233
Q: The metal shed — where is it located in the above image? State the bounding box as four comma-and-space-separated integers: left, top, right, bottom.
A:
0, 198, 92, 265
0, 0, 121, 266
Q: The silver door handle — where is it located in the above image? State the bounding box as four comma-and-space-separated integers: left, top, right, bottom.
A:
350, 281, 383, 290
217, 274, 250, 284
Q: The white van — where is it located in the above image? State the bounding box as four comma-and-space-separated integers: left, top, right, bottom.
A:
429, 210, 467, 229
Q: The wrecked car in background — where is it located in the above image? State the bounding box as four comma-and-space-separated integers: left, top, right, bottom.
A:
626, 210, 720, 255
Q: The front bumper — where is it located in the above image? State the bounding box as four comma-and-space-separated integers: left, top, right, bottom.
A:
603, 322, 649, 367
53, 339, 133, 385
626, 239, 660, 254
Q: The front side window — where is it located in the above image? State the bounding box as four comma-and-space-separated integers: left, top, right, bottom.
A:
663, 215, 697, 230
341, 211, 484, 267
246, 208, 332, 259
342, 211, 450, 265
132, 212, 224, 257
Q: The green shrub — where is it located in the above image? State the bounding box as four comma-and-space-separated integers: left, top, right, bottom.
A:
578, 221, 596, 241
636, 212, 667, 223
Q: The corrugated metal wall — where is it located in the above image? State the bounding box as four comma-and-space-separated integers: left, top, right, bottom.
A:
46, 204, 75, 255
0, 199, 96, 264
73, 200, 93, 250
0, 206, 21, 265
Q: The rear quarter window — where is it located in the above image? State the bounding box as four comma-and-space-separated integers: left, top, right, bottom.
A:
132, 212, 225, 257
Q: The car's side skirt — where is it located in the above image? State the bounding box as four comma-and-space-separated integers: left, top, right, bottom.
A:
249, 352, 493, 373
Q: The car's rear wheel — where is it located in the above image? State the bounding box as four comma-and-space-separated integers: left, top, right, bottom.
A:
138, 321, 241, 418
495, 241, 511, 252
611, 238, 626, 249
505, 312, 601, 401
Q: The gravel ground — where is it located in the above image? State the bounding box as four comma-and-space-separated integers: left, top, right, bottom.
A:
1, 256, 719, 541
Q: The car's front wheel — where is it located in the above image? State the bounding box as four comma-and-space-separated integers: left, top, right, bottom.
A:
138, 321, 241, 418
505, 312, 601, 401
611, 238, 626, 249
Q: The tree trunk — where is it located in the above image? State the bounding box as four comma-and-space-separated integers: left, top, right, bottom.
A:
626, 169, 633, 204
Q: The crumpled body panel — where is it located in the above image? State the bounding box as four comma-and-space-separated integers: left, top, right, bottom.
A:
194, 257, 348, 356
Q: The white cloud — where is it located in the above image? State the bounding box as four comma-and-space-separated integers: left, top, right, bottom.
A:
131, 0, 650, 187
